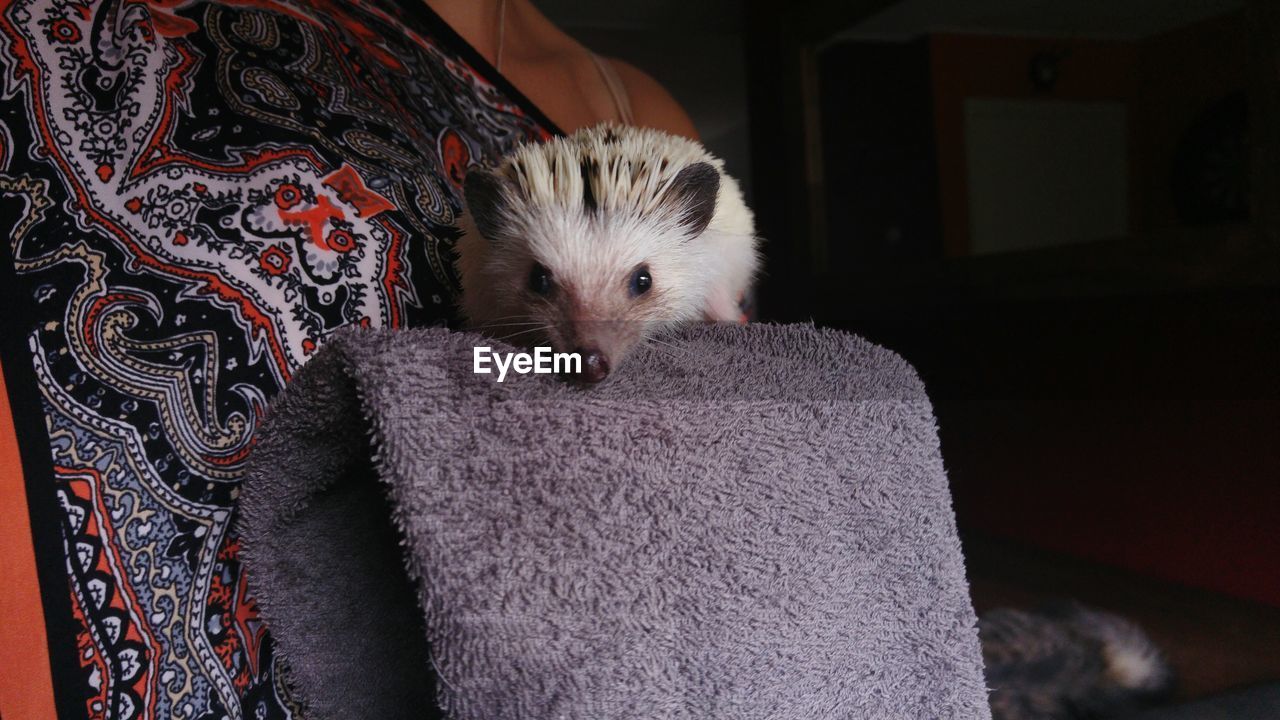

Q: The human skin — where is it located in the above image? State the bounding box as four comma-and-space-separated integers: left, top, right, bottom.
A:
425, 0, 700, 139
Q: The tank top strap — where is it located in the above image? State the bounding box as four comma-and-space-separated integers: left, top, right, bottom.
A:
589, 53, 635, 125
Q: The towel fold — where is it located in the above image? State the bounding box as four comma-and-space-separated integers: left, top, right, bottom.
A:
240, 323, 991, 719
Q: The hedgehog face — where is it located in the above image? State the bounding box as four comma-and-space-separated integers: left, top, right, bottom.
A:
515, 238, 696, 383
472, 199, 710, 383
460, 158, 720, 383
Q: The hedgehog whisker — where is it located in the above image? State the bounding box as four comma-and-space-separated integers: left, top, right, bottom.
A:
644, 335, 691, 356
497, 325, 556, 343
645, 343, 685, 362
471, 320, 547, 331
469, 313, 543, 327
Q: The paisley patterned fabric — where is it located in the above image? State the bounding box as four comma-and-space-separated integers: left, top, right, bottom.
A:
0, 0, 554, 715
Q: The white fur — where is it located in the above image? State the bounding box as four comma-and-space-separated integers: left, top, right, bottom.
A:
1104, 643, 1165, 690
454, 124, 759, 373
1095, 611, 1172, 692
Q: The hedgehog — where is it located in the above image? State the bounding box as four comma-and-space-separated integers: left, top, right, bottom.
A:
454, 123, 760, 383
981, 601, 1175, 720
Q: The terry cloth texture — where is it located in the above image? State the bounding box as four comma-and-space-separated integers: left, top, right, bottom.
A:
239, 323, 991, 720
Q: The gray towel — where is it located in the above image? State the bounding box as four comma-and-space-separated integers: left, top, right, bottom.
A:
239, 323, 990, 719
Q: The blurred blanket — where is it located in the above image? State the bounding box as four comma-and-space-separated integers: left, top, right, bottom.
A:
239, 324, 990, 719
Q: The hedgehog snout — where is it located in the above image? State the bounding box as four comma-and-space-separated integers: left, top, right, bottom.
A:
560, 318, 635, 384
573, 348, 610, 383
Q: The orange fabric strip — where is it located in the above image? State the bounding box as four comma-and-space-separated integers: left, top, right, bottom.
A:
0, 360, 59, 720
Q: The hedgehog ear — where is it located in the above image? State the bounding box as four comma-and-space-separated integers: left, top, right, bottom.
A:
663, 162, 720, 238
463, 167, 514, 242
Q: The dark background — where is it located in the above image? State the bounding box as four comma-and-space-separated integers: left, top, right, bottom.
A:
542, 0, 1280, 701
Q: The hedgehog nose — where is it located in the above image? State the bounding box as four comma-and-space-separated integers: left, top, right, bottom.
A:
575, 348, 610, 383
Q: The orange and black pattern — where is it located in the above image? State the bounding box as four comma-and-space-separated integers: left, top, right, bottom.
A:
0, 0, 552, 715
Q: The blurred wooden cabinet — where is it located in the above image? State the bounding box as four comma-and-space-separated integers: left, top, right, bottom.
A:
746, 0, 1278, 312
744, 0, 1280, 606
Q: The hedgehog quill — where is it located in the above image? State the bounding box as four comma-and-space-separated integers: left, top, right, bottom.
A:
454, 124, 760, 383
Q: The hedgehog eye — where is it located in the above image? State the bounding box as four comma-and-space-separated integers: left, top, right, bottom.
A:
629, 265, 652, 297
528, 263, 553, 296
